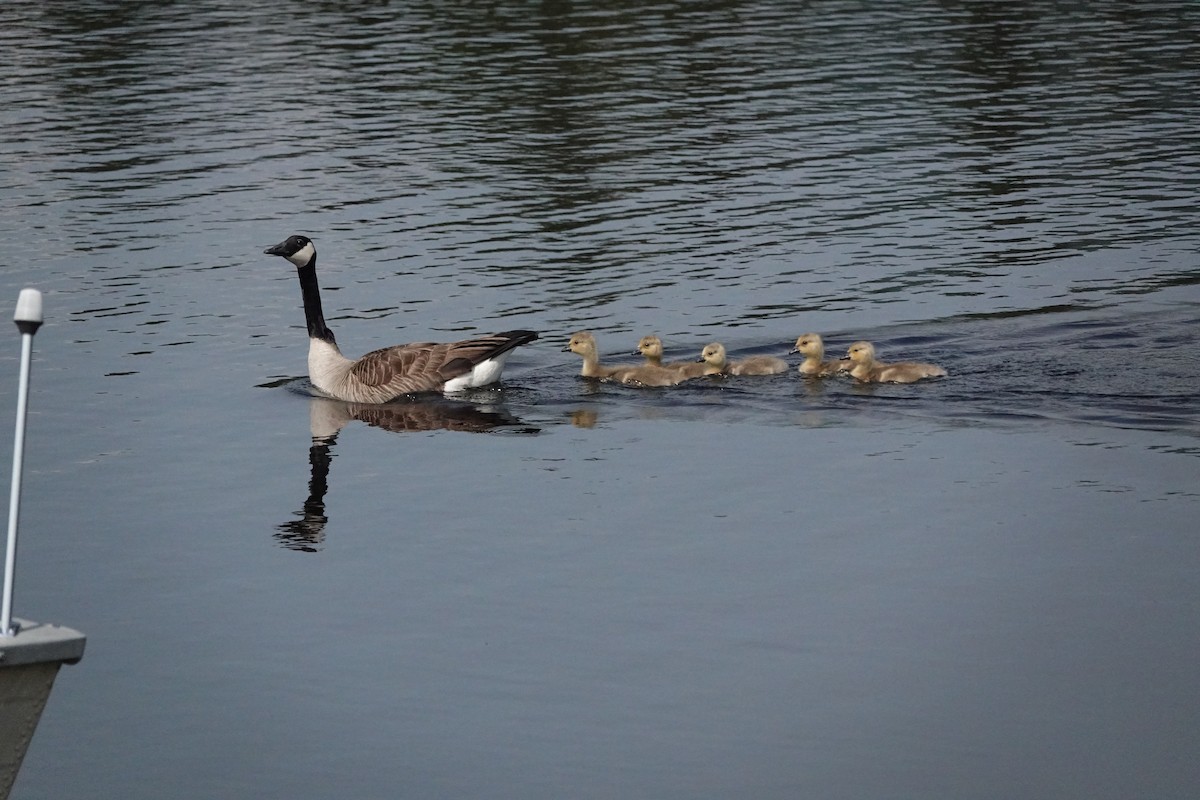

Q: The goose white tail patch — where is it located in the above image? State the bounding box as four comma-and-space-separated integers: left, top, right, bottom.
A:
443, 354, 511, 393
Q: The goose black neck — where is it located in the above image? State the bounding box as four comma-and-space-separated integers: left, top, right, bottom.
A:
296, 257, 336, 344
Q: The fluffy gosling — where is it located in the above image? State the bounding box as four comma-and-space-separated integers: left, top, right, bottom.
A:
698, 342, 789, 376
846, 341, 946, 383
791, 333, 852, 377
636, 335, 710, 380
564, 332, 630, 379
566, 332, 694, 386
635, 335, 666, 367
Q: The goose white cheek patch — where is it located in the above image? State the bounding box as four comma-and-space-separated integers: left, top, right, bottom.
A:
287, 241, 316, 267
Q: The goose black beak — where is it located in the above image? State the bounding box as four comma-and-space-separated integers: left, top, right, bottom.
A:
561, 345, 573, 352
695, 355, 705, 362
264, 241, 289, 256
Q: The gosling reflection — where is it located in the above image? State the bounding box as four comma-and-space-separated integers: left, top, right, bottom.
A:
569, 408, 599, 428
274, 396, 537, 552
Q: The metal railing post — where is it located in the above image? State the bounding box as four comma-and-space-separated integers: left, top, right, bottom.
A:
2, 289, 43, 637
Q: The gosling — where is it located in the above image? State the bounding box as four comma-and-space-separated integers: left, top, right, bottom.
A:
698, 342, 789, 376
846, 341, 946, 383
565, 332, 694, 386
563, 332, 630, 379
791, 333, 851, 377
634, 335, 667, 367
611, 364, 698, 387
635, 335, 710, 380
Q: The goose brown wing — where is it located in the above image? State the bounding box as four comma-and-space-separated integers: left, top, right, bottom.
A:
349, 330, 538, 396
349, 342, 460, 395
437, 331, 539, 372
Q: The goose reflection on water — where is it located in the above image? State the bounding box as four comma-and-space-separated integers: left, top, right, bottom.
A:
274, 396, 538, 552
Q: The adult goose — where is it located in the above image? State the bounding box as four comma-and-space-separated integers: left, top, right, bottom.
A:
263, 235, 537, 402
846, 340, 946, 383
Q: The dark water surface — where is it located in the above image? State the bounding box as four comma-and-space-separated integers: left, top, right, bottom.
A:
1, 1, 1198, 798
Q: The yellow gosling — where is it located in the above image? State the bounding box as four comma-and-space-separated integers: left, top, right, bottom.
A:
636, 335, 710, 380
846, 340, 947, 383
563, 332, 631, 379
610, 364, 698, 387
791, 333, 851, 376
635, 335, 666, 367
567, 332, 708, 386
698, 342, 788, 376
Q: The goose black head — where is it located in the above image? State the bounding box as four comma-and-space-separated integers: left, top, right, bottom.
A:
264, 235, 316, 268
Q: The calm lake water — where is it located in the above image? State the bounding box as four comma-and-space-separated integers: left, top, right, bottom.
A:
1, 1, 1198, 798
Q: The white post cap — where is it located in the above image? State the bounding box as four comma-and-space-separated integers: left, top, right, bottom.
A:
14, 289, 42, 325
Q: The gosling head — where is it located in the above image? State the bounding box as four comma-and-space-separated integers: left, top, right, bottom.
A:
847, 341, 876, 364
636, 335, 664, 360
699, 342, 727, 367
791, 333, 824, 358
264, 234, 316, 268
564, 331, 598, 356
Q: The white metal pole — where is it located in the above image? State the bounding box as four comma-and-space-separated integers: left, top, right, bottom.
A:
2, 289, 43, 637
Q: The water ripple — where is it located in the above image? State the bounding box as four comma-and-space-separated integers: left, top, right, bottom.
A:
0, 0, 1197, 433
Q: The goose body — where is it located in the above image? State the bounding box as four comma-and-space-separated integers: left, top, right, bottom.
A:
791, 333, 851, 376
264, 235, 537, 402
846, 340, 946, 383
698, 342, 788, 376
566, 332, 696, 386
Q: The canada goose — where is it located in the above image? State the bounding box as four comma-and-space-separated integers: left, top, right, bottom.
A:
634, 335, 711, 380
698, 342, 789, 376
263, 235, 537, 402
565, 332, 693, 386
791, 333, 851, 376
846, 340, 946, 383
